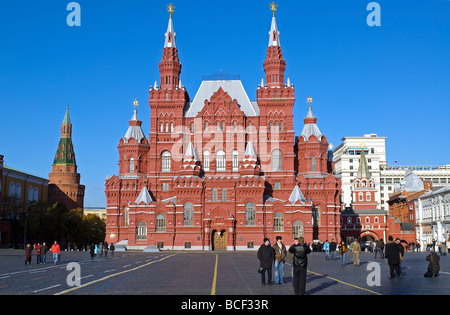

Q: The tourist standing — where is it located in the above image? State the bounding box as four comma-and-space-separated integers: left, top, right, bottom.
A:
110, 243, 115, 256
40, 242, 48, 264
350, 240, 361, 266
35, 243, 41, 264
50, 241, 60, 265
24, 244, 32, 265
385, 236, 404, 279
329, 239, 337, 260
257, 238, 274, 285
374, 239, 384, 259
323, 240, 330, 260
339, 241, 347, 266
272, 236, 287, 285
289, 236, 311, 295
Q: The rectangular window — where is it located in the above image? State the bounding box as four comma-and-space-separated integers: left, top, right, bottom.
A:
162, 183, 169, 191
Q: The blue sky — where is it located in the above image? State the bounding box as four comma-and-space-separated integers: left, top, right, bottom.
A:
1, 0, 449, 207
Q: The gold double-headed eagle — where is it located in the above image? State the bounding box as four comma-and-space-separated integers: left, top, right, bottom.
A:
270, 2, 278, 17
167, 3, 175, 18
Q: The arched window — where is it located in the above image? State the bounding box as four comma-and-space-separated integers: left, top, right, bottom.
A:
137, 221, 147, 240
374, 217, 379, 223
9, 182, 15, 198
28, 186, 34, 202
15, 183, 21, 199
359, 192, 364, 201
293, 220, 304, 238
203, 151, 210, 171
347, 217, 352, 224
156, 213, 166, 232
366, 192, 371, 201
311, 156, 316, 172
274, 212, 284, 232
232, 150, 239, 171
211, 188, 217, 202
183, 202, 194, 226
33, 187, 39, 202
365, 217, 370, 224
221, 188, 227, 202
162, 151, 171, 172
129, 158, 135, 173
245, 202, 255, 225
216, 150, 226, 171
272, 149, 282, 171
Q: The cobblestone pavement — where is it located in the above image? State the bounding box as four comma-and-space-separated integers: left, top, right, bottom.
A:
0, 249, 448, 296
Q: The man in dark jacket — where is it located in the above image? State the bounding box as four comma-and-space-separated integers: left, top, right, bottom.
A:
257, 238, 274, 285
385, 236, 404, 279
289, 236, 311, 295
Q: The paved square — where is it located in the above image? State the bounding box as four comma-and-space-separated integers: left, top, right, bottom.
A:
0, 249, 448, 295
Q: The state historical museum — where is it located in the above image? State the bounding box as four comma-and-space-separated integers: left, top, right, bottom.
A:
105, 4, 342, 250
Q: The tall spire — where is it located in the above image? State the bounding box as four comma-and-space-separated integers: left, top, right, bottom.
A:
357, 144, 371, 179
54, 106, 76, 165
268, 2, 280, 47
263, 2, 285, 88
159, 3, 182, 90
164, 3, 176, 48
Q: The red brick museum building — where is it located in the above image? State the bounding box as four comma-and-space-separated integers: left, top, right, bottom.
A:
105, 5, 342, 250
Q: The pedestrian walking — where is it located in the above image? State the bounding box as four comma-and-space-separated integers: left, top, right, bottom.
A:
50, 241, 61, 265
110, 243, 115, 256
329, 239, 337, 260
24, 244, 32, 265
424, 249, 440, 277
104, 241, 109, 257
323, 240, 330, 260
98, 242, 103, 258
339, 241, 347, 266
257, 238, 274, 285
438, 242, 447, 256
272, 236, 287, 285
385, 236, 404, 279
350, 239, 361, 266
41, 242, 48, 264
374, 238, 385, 259
289, 236, 311, 295
90, 244, 95, 260
35, 243, 41, 264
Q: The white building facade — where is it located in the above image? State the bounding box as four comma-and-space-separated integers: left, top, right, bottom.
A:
415, 187, 450, 250
333, 134, 450, 212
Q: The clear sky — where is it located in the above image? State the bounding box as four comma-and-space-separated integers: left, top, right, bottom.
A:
1, 0, 449, 207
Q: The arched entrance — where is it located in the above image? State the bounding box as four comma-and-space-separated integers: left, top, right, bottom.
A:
212, 229, 227, 250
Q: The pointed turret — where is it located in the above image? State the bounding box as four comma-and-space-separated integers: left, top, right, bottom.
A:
239, 141, 261, 176
123, 100, 146, 144
54, 106, 76, 166
159, 3, 181, 90
300, 97, 323, 142
263, 2, 286, 88
49, 106, 85, 209
356, 145, 371, 179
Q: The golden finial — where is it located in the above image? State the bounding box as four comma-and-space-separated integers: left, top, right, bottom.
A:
360, 142, 366, 148
328, 143, 334, 151
307, 95, 313, 106
133, 98, 139, 109
167, 3, 175, 18
270, 2, 278, 17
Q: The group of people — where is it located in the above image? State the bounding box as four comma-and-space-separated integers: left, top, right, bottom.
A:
89, 242, 115, 259
257, 236, 312, 295
24, 241, 61, 265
